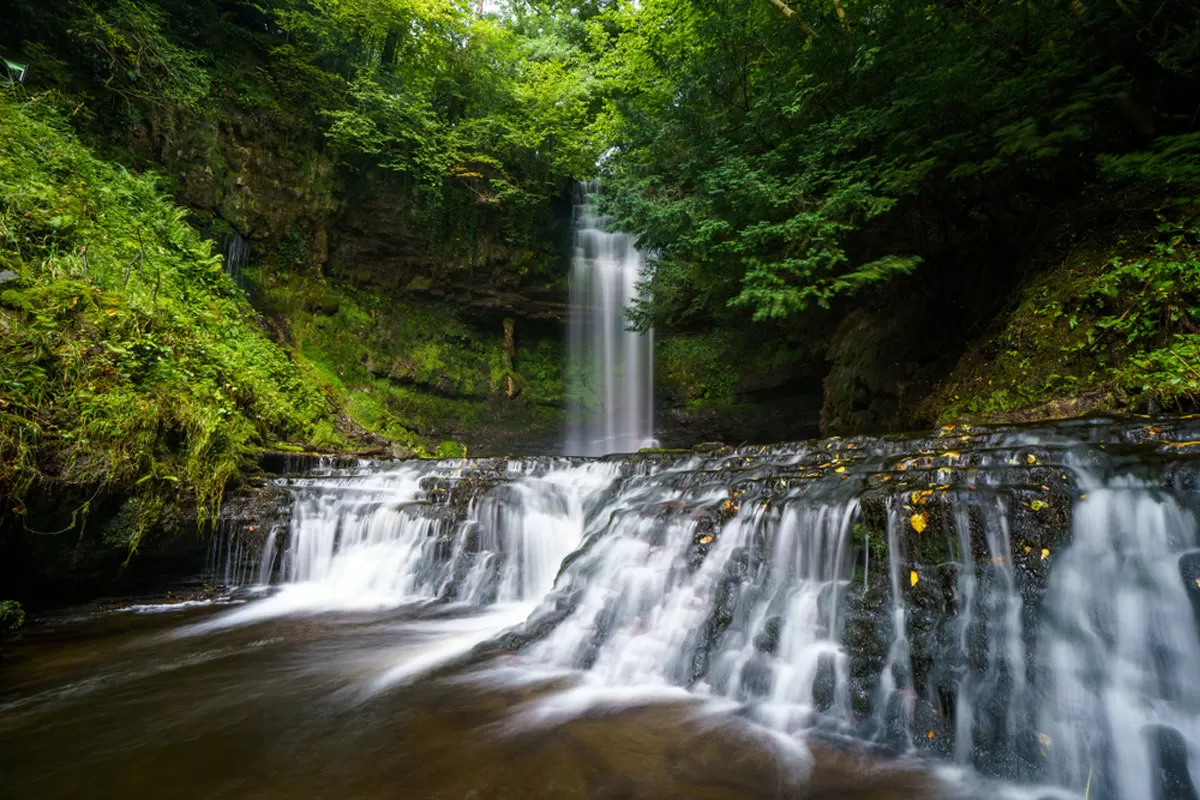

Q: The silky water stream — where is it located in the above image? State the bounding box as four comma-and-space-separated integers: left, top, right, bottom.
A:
4, 419, 1200, 800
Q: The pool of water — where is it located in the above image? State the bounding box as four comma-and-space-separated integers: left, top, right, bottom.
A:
0, 599, 983, 800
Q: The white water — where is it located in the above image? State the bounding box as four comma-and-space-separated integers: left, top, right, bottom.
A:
222, 231, 249, 289
1038, 473, 1200, 798
201, 461, 621, 629
565, 181, 655, 456
207, 428, 1200, 799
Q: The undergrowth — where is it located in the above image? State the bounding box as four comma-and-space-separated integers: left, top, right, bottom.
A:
0, 90, 341, 550
927, 212, 1200, 421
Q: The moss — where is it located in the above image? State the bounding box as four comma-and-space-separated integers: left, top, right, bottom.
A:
919, 215, 1200, 423
659, 333, 739, 411
249, 264, 564, 453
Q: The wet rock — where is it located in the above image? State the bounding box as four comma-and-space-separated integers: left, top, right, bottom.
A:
753, 616, 782, 655
739, 653, 774, 698
812, 652, 837, 713
1144, 723, 1200, 800
1180, 552, 1200, 639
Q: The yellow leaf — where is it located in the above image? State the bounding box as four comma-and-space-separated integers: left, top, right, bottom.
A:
1194, 578, 1200, 589
927, 730, 934, 739
835, 466, 846, 473
1041, 548, 1050, 560
1023, 545, 1032, 554
910, 513, 927, 533
942, 451, 961, 459
910, 570, 919, 587
1039, 732, 1052, 747
1030, 500, 1048, 511
1025, 454, 1038, 465
699, 535, 714, 545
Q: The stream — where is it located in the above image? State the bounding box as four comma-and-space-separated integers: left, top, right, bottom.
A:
4, 418, 1200, 799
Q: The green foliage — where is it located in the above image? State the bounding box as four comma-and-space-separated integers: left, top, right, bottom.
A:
928, 213, 1200, 420
0, 92, 339, 547
245, 0, 606, 247
433, 440, 468, 459
252, 267, 560, 451
0, 599, 24, 634
1086, 220, 1200, 350
659, 334, 737, 410
68, 0, 210, 113
1, 0, 607, 263
587, 0, 1200, 331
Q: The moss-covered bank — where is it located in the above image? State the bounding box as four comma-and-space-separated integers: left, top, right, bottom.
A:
919, 209, 1200, 425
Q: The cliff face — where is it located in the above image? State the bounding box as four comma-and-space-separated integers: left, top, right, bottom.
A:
123, 102, 573, 455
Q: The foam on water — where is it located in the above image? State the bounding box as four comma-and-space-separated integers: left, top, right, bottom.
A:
211, 425, 1200, 799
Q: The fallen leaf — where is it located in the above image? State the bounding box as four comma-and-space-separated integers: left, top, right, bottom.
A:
1023, 545, 1032, 554
1030, 500, 1048, 511
1041, 548, 1050, 560
699, 535, 714, 545
910, 512, 928, 533
927, 730, 935, 739
910, 570, 919, 587
1025, 454, 1038, 465
835, 466, 846, 473
942, 451, 961, 459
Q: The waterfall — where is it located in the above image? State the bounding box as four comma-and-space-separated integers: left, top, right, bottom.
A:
207, 460, 622, 621
1038, 472, 1200, 799
219, 420, 1200, 798
565, 181, 655, 456
222, 231, 250, 290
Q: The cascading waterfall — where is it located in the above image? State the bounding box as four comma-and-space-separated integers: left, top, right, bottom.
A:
565, 180, 655, 456
222, 231, 250, 290
225, 420, 1200, 799
1038, 472, 1200, 799
238, 460, 622, 611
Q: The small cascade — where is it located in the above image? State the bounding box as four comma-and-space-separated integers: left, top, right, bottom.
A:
222, 231, 250, 290
262, 459, 624, 610
227, 418, 1200, 799
566, 180, 655, 456
1037, 473, 1200, 799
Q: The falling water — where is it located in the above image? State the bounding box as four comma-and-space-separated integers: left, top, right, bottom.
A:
566, 181, 655, 456
222, 231, 250, 290
201, 420, 1200, 798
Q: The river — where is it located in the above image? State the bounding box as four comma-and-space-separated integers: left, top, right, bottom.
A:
3, 418, 1200, 799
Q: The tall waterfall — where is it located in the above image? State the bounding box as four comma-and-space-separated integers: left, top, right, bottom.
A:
211, 419, 1200, 799
565, 181, 655, 456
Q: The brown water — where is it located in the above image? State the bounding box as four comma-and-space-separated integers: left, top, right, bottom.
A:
0, 601, 971, 800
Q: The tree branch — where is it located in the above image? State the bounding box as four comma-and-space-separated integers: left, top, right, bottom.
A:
760, 0, 819, 37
